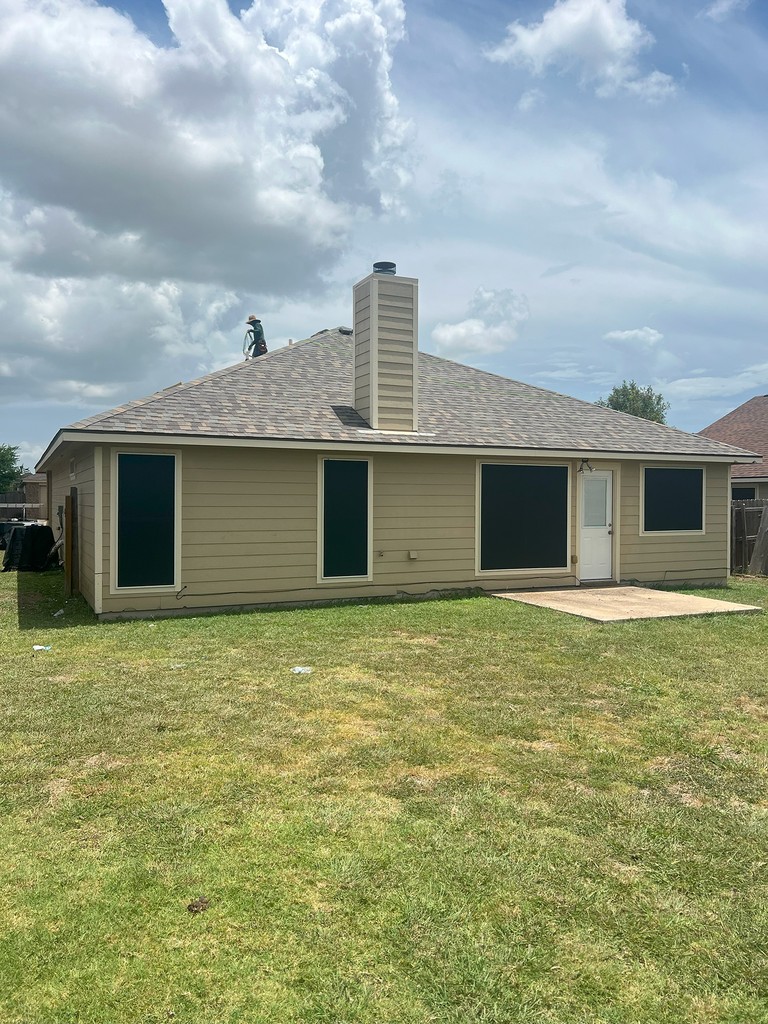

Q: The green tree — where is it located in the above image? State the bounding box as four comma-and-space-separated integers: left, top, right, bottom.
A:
596, 380, 670, 424
0, 444, 29, 492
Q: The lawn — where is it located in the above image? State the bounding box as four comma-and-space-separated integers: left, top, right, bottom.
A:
2, 571, 767, 1024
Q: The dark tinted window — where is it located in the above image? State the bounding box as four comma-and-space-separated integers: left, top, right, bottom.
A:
480, 464, 568, 570
323, 460, 369, 578
644, 467, 703, 532
732, 487, 756, 500
117, 453, 176, 587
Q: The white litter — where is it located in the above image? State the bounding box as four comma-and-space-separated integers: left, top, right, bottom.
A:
52, 609, 64, 618
290, 666, 312, 674
33, 645, 52, 652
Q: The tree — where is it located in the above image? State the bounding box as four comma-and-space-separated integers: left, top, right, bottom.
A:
0, 444, 29, 492
596, 380, 670, 424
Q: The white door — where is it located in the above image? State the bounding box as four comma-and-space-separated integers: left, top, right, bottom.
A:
580, 471, 613, 581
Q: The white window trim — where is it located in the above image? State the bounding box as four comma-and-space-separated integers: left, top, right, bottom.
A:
109, 448, 182, 595
640, 464, 706, 537
474, 459, 572, 577
317, 455, 373, 584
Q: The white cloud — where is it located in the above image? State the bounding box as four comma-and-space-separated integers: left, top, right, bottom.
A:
701, 0, 751, 22
486, 0, 675, 101
665, 362, 768, 401
517, 88, 545, 113
0, 0, 410, 410
431, 287, 529, 359
604, 326, 663, 345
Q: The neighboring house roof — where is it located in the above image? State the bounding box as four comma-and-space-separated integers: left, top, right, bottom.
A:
700, 396, 768, 479
44, 330, 755, 462
22, 473, 46, 484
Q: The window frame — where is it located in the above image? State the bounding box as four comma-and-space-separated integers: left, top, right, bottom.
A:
474, 459, 572, 577
109, 448, 182, 594
732, 485, 756, 501
317, 455, 373, 584
640, 464, 706, 536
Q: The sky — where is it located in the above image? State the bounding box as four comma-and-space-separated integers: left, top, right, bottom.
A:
1, 0, 767, 466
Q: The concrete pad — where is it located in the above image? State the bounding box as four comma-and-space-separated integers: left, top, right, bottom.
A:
491, 585, 762, 623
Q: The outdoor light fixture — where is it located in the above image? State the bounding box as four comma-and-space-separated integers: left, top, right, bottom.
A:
578, 459, 596, 474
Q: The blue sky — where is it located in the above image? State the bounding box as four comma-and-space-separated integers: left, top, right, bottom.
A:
0, 0, 766, 465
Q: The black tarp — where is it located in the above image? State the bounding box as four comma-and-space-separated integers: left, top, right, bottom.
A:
1, 524, 56, 572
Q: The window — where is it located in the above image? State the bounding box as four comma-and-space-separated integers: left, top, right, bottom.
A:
732, 486, 756, 500
321, 459, 370, 579
479, 463, 569, 571
643, 467, 704, 533
116, 453, 177, 588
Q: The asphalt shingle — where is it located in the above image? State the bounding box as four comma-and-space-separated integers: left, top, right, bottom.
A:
64, 330, 755, 460
700, 396, 768, 478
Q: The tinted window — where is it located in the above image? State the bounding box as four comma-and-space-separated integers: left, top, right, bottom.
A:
644, 467, 703, 532
732, 487, 756, 501
323, 460, 369, 578
480, 464, 568, 570
117, 453, 176, 587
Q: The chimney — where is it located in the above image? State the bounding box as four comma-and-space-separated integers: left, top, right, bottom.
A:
353, 262, 418, 432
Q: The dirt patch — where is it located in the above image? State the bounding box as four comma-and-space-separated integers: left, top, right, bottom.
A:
83, 752, 126, 771
45, 778, 72, 806
391, 631, 440, 646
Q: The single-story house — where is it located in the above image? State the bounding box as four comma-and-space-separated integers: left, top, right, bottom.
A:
700, 397, 768, 500
37, 264, 758, 619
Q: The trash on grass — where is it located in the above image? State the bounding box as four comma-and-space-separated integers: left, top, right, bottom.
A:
32, 645, 52, 652
52, 609, 64, 618
290, 666, 312, 674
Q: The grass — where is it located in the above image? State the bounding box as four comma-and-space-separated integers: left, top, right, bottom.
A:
2, 571, 768, 1024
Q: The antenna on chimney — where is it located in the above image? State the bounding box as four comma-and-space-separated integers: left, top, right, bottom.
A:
244, 315, 268, 360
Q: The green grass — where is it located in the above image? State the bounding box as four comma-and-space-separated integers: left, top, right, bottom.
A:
2, 571, 768, 1024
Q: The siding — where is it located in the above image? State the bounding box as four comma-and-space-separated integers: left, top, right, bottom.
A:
98, 447, 580, 615
47, 445, 96, 606
619, 462, 728, 586
84, 446, 735, 617
353, 278, 372, 423
376, 279, 417, 432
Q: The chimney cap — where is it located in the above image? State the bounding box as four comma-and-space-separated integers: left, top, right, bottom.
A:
373, 261, 397, 275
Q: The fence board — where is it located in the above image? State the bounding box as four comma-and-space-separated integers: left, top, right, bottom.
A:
732, 499, 768, 573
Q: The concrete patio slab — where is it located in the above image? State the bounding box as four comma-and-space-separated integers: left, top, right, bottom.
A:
491, 585, 762, 623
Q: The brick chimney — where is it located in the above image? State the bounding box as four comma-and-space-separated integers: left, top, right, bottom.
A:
353, 262, 418, 432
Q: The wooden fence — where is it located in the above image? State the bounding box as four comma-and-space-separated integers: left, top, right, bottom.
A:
732, 499, 768, 574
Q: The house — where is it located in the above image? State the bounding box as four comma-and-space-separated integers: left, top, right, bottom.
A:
700, 397, 768, 500
37, 264, 757, 619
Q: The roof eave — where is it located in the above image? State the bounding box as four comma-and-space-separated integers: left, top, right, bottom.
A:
36, 428, 761, 466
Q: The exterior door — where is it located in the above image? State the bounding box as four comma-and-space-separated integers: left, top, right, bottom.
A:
580, 471, 613, 581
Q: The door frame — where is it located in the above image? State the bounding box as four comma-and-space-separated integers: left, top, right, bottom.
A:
577, 463, 620, 583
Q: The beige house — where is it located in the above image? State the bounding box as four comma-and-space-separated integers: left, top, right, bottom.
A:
37, 265, 757, 619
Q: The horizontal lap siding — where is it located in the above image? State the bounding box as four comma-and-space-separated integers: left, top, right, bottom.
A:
46, 446, 96, 609
619, 462, 729, 585
100, 448, 581, 616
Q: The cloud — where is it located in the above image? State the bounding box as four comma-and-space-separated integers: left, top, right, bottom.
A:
431, 287, 529, 359
486, 0, 676, 101
701, 0, 751, 22
517, 88, 545, 113
665, 362, 768, 402
603, 326, 663, 345
0, 0, 409, 410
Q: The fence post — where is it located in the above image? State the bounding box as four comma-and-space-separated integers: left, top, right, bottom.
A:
748, 504, 768, 576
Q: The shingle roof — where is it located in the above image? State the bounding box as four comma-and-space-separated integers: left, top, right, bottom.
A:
62, 329, 755, 460
700, 396, 768, 478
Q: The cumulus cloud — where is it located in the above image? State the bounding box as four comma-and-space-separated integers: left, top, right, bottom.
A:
431, 288, 529, 359
486, 0, 676, 101
604, 326, 663, 345
701, 0, 751, 22
0, 0, 409, 411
